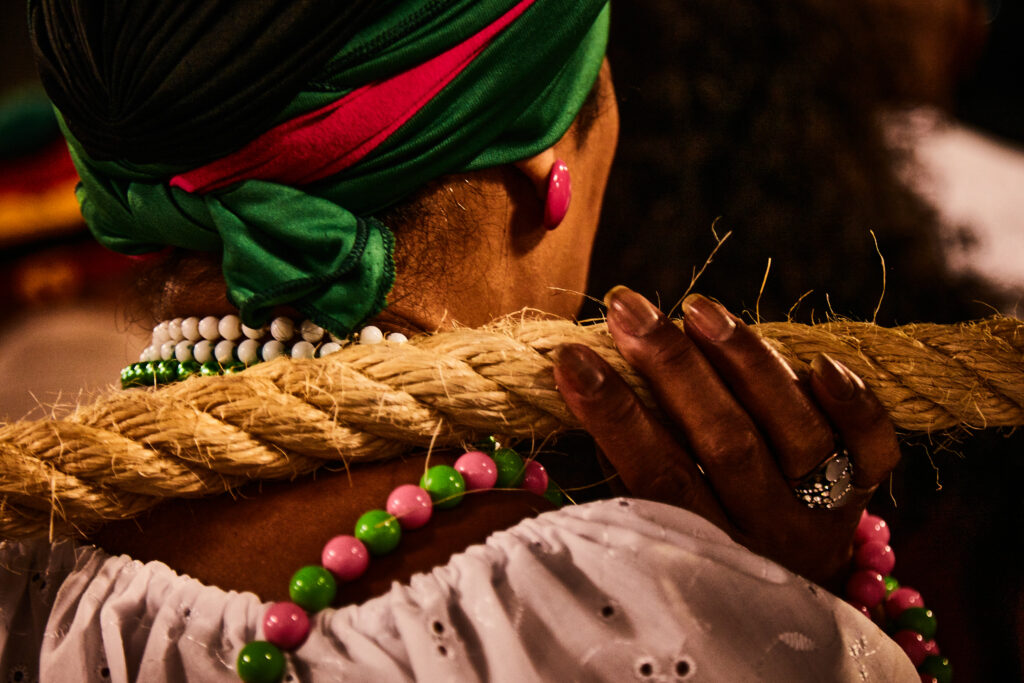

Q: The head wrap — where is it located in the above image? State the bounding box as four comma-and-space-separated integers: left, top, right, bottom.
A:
30, 0, 610, 336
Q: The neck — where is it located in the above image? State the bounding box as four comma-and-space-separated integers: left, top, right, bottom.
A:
144, 251, 434, 339
139, 163, 586, 339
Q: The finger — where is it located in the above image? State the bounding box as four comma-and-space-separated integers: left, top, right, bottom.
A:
602, 287, 799, 529
553, 343, 730, 528
680, 293, 835, 481
808, 353, 901, 492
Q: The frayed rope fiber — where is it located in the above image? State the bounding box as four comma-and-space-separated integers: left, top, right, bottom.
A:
3, 316, 1024, 539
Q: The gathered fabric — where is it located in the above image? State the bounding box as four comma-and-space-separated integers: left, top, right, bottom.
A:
0, 499, 915, 682
29, 0, 609, 337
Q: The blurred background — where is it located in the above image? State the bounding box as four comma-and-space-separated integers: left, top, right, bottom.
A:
2, 0, 1022, 679
1, 0, 147, 422
592, 0, 1024, 324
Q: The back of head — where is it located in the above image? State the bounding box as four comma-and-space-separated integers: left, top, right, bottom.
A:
29, 0, 611, 336
30, 0, 391, 165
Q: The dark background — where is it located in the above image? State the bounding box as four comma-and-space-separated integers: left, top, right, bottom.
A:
959, 1, 1024, 145
0, 2, 36, 91
591, 0, 1023, 327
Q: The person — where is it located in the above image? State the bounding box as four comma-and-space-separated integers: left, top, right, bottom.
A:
2, 1, 921, 680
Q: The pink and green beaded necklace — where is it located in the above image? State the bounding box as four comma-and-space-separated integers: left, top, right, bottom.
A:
232, 444, 953, 683
235, 439, 562, 683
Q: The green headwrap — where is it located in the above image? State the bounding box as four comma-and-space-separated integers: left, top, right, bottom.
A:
56, 1, 610, 336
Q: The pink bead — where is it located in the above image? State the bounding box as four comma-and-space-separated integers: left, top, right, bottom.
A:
846, 570, 886, 608
521, 460, 549, 496
894, 629, 929, 667
321, 535, 369, 581
386, 484, 433, 529
854, 541, 896, 574
263, 601, 310, 650
920, 676, 939, 683
885, 587, 924, 620
923, 639, 940, 657
854, 513, 890, 546
543, 159, 571, 229
454, 451, 498, 491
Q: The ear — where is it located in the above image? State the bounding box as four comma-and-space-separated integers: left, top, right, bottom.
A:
514, 147, 558, 199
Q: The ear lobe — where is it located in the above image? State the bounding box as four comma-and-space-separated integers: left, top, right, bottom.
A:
513, 147, 571, 230
514, 147, 557, 198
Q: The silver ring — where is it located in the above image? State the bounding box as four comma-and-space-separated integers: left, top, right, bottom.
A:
791, 449, 853, 509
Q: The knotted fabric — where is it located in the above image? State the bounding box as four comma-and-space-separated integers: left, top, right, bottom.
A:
30, 0, 610, 335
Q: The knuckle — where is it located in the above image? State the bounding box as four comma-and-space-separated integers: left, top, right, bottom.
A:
644, 465, 693, 504
702, 428, 763, 469
862, 397, 895, 432
784, 409, 836, 460
673, 478, 709, 513
589, 390, 646, 434
728, 338, 799, 392
747, 341, 790, 377
807, 436, 838, 463
645, 331, 701, 371
844, 390, 897, 438
786, 449, 836, 481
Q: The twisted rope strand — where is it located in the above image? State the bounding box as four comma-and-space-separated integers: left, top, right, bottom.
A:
3, 316, 1024, 539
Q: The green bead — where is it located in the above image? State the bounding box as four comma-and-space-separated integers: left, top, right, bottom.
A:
474, 435, 499, 453
419, 465, 466, 509
137, 362, 157, 387
236, 641, 285, 683
288, 565, 336, 611
177, 360, 200, 380
153, 360, 177, 384
492, 447, 525, 488
895, 606, 937, 640
543, 478, 564, 507
920, 655, 952, 683
120, 364, 141, 388
883, 575, 899, 596
223, 362, 246, 375
354, 509, 402, 554
200, 361, 222, 376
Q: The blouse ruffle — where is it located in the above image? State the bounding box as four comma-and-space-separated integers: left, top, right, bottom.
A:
0, 498, 916, 682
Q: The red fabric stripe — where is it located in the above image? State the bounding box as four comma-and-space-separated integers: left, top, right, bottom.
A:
171, 0, 537, 194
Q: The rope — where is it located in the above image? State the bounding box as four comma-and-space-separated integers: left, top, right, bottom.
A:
3, 316, 1024, 539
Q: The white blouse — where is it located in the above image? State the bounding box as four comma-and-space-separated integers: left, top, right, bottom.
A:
0, 498, 915, 682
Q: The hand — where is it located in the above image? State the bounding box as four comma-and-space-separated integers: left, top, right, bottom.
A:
553, 286, 901, 586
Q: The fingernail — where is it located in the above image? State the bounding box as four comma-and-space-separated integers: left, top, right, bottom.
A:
604, 286, 661, 337
811, 353, 863, 400
555, 344, 605, 396
681, 294, 735, 341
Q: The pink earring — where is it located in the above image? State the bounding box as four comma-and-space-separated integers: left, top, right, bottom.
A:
544, 159, 571, 230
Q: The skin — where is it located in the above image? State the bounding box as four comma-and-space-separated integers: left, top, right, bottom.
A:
554, 287, 901, 588
94, 62, 619, 602
149, 62, 618, 333
96, 58, 901, 603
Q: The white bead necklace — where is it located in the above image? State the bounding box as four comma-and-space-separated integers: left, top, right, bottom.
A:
139, 315, 407, 364
122, 316, 407, 388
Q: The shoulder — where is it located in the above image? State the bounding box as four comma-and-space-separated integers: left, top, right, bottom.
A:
89, 455, 555, 603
